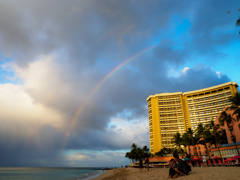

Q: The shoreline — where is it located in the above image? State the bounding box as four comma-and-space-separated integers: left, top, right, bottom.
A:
91, 166, 240, 180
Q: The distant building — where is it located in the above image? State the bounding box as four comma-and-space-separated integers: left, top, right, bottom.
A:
147, 82, 238, 154
215, 108, 240, 144
210, 107, 240, 157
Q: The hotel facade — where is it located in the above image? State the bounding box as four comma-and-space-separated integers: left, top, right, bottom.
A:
147, 82, 238, 154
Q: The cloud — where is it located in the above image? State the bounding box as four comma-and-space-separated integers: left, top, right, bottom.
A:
171, 64, 231, 92
0, 0, 238, 167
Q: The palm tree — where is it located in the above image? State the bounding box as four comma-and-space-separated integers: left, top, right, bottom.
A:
172, 132, 182, 150
187, 128, 199, 157
227, 92, 240, 123
155, 149, 166, 157
218, 111, 240, 155
155, 147, 173, 157
195, 124, 211, 159
206, 120, 223, 163
181, 133, 192, 157
237, 17, 240, 26
237, 17, 240, 34
142, 145, 150, 158
125, 143, 150, 165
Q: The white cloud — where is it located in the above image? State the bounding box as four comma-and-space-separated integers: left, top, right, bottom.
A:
0, 83, 64, 130
107, 116, 149, 148
181, 67, 190, 73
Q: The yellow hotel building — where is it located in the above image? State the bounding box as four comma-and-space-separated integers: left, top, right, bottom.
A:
146, 82, 238, 154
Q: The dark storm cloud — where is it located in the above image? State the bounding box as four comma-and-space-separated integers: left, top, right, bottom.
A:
0, 0, 193, 66
171, 64, 231, 92
0, 0, 238, 166
188, 0, 240, 56
0, 125, 64, 167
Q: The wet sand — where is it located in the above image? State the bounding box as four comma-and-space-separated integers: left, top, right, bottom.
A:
92, 166, 240, 180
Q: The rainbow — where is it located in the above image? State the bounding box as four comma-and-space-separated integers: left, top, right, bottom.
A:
61, 45, 156, 148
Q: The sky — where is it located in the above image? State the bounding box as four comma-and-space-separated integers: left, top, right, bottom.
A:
0, 0, 240, 167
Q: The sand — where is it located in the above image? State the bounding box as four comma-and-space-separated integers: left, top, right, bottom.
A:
93, 166, 240, 180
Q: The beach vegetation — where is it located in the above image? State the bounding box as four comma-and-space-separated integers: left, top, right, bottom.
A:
186, 128, 199, 157
218, 111, 240, 156
206, 120, 227, 163
218, 92, 240, 156
195, 123, 212, 158
172, 132, 182, 150
125, 143, 151, 163
171, 122, 228, 161
237, 17, 240, 33
155, 147, 174, 157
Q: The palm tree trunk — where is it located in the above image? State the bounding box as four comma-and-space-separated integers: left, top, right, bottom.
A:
214, 132, 223, 164
229, 126, 240, 156
188, 145, 191, 157
217, 145, 223, 164
204, 143, 211, 160
232, 135, 240, 156
234, 141, 240, 156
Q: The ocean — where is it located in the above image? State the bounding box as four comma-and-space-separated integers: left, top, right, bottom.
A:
0, 167, 104, 180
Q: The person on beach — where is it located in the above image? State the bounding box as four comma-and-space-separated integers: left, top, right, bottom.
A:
139, 158, 143, 172
202, 155, 207, 167
145, 157, 150, 171
173, 154, 189, 177
169, 159, 178, 178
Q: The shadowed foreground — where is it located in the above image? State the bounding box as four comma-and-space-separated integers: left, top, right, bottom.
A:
93, 167, 240, 180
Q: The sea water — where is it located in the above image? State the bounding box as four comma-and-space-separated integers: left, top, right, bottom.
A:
0, 167, 103, 180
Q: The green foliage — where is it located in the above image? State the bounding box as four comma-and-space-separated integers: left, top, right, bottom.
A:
218, 95, 240, 156
155, 147, 173, 157
125, 143, 150, 162
237, 17, 240, 27
172, 132, 182, 149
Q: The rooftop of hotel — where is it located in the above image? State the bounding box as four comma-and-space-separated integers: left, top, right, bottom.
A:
146, 81, 238, 101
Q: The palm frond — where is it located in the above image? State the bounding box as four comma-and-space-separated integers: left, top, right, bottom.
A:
236, 17, 240, 27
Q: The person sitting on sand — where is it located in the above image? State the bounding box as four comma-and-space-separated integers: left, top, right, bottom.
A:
173, 154, 189, 176
169, 159, 178, 178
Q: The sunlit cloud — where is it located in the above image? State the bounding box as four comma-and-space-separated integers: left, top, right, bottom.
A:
0, 0, 239, 167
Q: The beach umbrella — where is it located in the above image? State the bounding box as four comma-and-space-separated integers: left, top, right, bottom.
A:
233, 155, 240, 159
218, 159, 222, 164
182, 158, 191, 161
212, 157, 220, 159
225, 158, 235, 162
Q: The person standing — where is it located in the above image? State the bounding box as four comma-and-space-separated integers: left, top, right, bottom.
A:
139, 158, 143, 172
202, 155, 207, 167
145, 157, 150, 171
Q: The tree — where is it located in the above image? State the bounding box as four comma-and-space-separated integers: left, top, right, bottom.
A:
155, 147, 173, 157
237, 17, 240, 33
195, 123, 212, 159
181, 133, 192, 157
172, 132, 182, 150
218, 111, 240, 156
227, 92, 240, 124
206, 120, 223, 162
125, 143, 150, 164
237, 17, 240, 26
186, 128, 199, 157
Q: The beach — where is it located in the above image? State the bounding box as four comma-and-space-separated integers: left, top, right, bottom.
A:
93, 166, 240, 180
